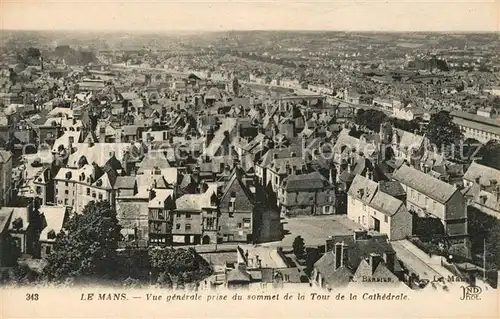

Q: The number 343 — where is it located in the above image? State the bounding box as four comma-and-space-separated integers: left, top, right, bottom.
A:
26, 293, 39, 301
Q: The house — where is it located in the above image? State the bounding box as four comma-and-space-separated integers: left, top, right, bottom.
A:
0, 150, 13, 206
218, 172, 256, 243
311, 230, 404, 289
54, 160, 119, 213
347, 174, 412, 240
451, 110, 500, 143
278, 171, 335, 216
390, 128, 425, 163
148, 188, 175, 246
32, 167, 55, 205
38, 205, 67, 259
114, 176, 149, 245
393, 105, 425, 121
392, 165, 469, 255
173, 183, 219, 245
463, 162, 500, 218
0, 208, 16, 267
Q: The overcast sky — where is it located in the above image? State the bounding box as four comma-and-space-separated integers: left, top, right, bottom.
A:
1, 0, 498, 32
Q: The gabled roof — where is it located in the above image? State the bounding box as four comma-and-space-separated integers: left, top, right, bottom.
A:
347, 174, 378, 204
464, 162, 500, 186
282, 171, 329, 192
393, 164, 458, 204
114, 176, 136, 190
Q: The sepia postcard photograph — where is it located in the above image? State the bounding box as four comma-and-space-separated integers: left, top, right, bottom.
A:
0, 0, 499, 318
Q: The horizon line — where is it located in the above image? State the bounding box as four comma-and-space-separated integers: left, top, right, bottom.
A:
2, 28, 499, 34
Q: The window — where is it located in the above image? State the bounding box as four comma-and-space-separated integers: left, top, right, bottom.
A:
87, 188, 90, 195
207, 218, 215, 229
384, 215, 388, 223
36, 186, 42, 195
237, 223, 242, 228
186, 213, 191, 219
65, 182, 69, 187
98, 194, 103, 200
65, 190, 69, 195
158, 211, 164, 220
185, 224, 191, 231
176, 212, 181, 218
55, 189, 58, 195
92, 192, 96, 198
230, 191, 236, 197
243, 218, 251, 228
64, 199, 68, 206
46, 246, 51, 255
176, 223, 181, 230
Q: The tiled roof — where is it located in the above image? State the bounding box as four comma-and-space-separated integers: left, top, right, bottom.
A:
347, 174, 378, 204
464, 162, 500, 186
392, 164, 458, 203
369, 191, 403, 217
114, 176, 136, 189
283, 171, 329, 192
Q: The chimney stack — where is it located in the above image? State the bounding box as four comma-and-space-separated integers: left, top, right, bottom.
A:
369, 253, 381, 274
334, 242, 342, 269
383, 251, 395, 273
341, 243, 349, 268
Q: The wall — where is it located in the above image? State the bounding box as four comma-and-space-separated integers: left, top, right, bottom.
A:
390, 205, 413, 240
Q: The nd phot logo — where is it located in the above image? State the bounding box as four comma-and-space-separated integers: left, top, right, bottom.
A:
460, 285, 482, 300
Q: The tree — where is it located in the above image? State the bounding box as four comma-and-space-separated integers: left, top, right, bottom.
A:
467, 206, 496, 255
426, 111, 463, 151
355, 109, 388, 132
477, 140, 500, 170
148, 247, 212, 285
43, 201, 123, 282
292, 236, 306, 259
485, 219, 500, 269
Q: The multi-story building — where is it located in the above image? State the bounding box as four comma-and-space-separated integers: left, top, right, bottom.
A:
148, 189, 175, 246
54, 161, 118, 213
451, 110, 500, 143
0, 150, 13, 206
278, 171, 335, 216
173, 183, 219, 245
347, 174, 412, 240
392, 165, 469, 255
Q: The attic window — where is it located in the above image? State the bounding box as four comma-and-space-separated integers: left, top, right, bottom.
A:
65, 172, 72, 179
96, 180, 103, 187
47, 229, 57, 240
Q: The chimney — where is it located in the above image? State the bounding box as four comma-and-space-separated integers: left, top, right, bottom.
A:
369, 253, 382, 274
341, 244, 349, 268
329, 165, 337, 184
383, 251, 395, 273
353, 229, 368, 241
334, 242, 342, 269
367, 169, 373, 181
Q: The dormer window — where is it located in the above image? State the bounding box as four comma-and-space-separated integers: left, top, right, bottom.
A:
96, 180, 103, 187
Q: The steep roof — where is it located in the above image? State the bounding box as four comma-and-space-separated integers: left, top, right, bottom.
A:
392, 164, 458, 203
369, 191, 403, 217
282, 171, 329, 192
347, 174, 378, 204
464, 162, 500, 186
